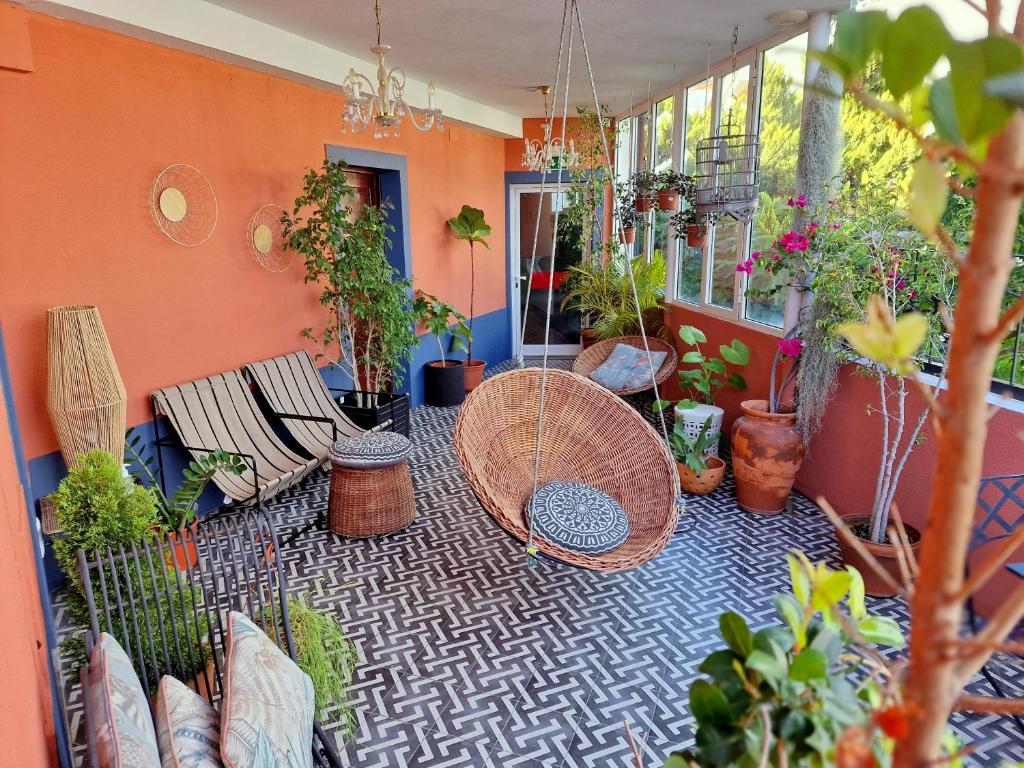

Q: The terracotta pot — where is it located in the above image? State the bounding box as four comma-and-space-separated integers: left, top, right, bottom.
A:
167, 521, 200, 571
731, 400, 805, 515
621, 226, 636, 245
463, 359, 486, 392
658, 189, 679, 211
580, 327, 600, 349
835, 515, 923, 597
686, 225, 708, 248
677, 456, 726, 495
635, 194, 655, 213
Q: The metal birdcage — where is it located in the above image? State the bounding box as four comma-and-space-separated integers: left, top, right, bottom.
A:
694, 131, 760, 223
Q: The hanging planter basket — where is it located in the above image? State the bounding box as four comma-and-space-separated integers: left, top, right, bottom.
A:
686, 225, 709, 248
634, 194, 655, 213
658, 190, 679, 211
621, 226, 637, 245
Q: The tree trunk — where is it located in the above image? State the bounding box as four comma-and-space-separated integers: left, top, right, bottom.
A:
895, 113, 1024, 766
468, 241, 475, 362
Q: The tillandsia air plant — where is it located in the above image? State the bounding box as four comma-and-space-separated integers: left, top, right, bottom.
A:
413, 290, 471, 366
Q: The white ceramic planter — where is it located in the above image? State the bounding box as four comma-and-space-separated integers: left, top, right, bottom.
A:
674, 403, 724, 457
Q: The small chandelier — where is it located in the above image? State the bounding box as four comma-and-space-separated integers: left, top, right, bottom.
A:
522, 86, 580, 172
340, 0, 443, 138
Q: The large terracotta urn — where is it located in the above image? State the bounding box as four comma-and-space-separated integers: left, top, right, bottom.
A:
730, 400, 804, 515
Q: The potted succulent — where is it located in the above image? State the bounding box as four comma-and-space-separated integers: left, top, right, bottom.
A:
414, 291, 471, 407
631, 169, 658, 212
731, 331, 806, 517
662, 324, 749, 458
447, 205, 492, 392
670, 416, 726, 495
282, 159, 418, 432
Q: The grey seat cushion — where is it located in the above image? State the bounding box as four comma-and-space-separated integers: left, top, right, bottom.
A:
329, 431, 411, 469
526, 481, 630, 555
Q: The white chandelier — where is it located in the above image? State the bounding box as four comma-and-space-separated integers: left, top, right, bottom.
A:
340, 0, 443, 138
522, 86, 579, 172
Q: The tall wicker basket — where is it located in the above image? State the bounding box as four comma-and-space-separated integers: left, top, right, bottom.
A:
46, 305, 127, 467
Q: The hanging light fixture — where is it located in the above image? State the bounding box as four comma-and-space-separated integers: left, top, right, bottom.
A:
340, 0, 443, 138
522, 86, 580, 172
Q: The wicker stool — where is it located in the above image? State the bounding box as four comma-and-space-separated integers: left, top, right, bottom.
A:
328, 432, 415, 537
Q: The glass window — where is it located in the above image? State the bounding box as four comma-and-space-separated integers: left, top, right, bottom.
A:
719, 65, 750, 136
615, 116, 634, 184
635, 111, 650, 171
683, 79, 713, 175
676, 243, 703, 304
745, 34, 807, 328
653, 96, 675, 173
709, 217, 741, 309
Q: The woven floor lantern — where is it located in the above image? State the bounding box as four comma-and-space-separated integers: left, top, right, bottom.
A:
46, 305, 127, 467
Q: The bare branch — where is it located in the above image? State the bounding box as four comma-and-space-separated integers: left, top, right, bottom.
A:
817, 497, 907, 595
956, 693, 1024, 713
985, 294, 1024, 344
959, 0, 988, 18
953, 523, 1024, 601
985, 0, 1002, 33
955, 579, 1024, 685
888, 504, 919, 578
757, 706, 772, 768
943, 637, 1024, 656
623, 720, 645, 768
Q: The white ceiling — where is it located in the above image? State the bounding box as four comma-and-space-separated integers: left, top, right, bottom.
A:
205, 0, 841, 116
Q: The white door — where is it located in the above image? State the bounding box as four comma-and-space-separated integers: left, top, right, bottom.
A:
508, 184, 583, 358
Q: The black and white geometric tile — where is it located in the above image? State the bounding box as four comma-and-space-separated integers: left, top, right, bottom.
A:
54, 359, 1024, 766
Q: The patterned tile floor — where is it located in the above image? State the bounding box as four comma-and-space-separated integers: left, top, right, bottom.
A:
55, 360, 1024, 766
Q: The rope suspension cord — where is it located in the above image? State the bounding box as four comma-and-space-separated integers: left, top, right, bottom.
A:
517, 0, 571, 367
572, 0, 675, 472
525, 1, 576, 564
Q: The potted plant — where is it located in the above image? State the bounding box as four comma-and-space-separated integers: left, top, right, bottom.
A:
669, 197, 711, 249
662, 324, 748, 458
414, 291, 471, 407
730, 331, 806, 516
631, 169, 658, 212
282, 159, 418, 432
616, 185, 641, 244
447, 205, 492, 392
669, 416, 726, 495
655, 169, 686, 211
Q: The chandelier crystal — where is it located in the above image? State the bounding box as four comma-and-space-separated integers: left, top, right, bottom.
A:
522, 86, 579, 172
340, 0, 443, 138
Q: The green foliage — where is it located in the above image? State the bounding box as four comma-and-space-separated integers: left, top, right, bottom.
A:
125, 428, 246, 530
282, 159, 419, 398
668, 417, 716, 475
670, 325, 749, 409
53, 449, 208, 689
447, 205, 491, 362
560, 105, 616, 257
414, 291, 471, 365
560, 252, 666, 340
281, 594, 360, 734
671, 553, 906, 768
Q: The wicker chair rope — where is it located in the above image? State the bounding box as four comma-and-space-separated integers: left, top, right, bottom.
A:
570, 335, 678, 396
454, 368, 678, 572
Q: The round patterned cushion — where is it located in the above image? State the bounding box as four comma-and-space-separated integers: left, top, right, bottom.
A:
329, 431, 411, 469
525, 481, 630, 555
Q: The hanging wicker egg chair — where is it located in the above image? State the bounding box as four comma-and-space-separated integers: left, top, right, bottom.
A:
454, 367, 678, 572
571, 335, 678, 396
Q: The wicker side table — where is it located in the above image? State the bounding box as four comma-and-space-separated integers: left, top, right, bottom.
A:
328, 432, 416, 537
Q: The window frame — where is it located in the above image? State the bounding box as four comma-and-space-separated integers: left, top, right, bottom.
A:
615, 24, 811, 337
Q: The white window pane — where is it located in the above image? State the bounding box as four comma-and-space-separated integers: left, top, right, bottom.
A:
653, 96, 675, 173
683, 79, 713, 176
709, 218, 740, 309
676, 242, 703, 304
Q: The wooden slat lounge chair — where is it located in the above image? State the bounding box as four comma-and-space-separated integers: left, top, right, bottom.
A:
152, 370, 324, 507
244, 350, 364, 461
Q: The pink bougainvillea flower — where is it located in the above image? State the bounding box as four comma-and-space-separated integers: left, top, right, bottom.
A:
779, 231, 810, 253
786, 194, 808, 208
751, 251, 761, 261
896, 278, 907, 291
778, 337, 803, 358
772, 253, 781, 261
805, 222, 819, 235
908, 289, 918, 300
832, 223, 841, 229
735, 258, 754, 274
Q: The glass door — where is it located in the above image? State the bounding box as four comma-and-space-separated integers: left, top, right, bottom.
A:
510, 185, 583, 357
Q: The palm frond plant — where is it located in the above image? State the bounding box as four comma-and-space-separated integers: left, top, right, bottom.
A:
561, 252, 667, 341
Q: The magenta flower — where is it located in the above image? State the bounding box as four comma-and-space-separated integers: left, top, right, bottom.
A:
786, 194, 808, 208
735, 258, 754, 274
896, 278, 907, 291
778, 231, 810, 253
751, 251, 761, 261
778, 337, 803, 358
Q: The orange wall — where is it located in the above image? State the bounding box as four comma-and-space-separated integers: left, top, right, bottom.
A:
0, 11, 507, 461
0, 381, 55, 766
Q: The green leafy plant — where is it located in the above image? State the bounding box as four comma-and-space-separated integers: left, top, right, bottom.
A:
413, 290, 471, 365
53, 449, 208, 689
631, 169, 658, 201
447, 205, 491, 363
661, 325, 749, 411
667, 553, 925, 768
278, 594, 360, 735
560, 251, 667, 340
616, 182, 642, 230
125, 428, 247, 530
668, 417, 717, 475
281, 159, 419, 406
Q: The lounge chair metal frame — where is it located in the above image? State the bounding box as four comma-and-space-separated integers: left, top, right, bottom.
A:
77, 510, 343, 767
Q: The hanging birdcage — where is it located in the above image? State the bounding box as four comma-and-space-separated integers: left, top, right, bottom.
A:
694, 131, 760, 223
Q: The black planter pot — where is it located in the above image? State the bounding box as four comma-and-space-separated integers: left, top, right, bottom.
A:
424, 361, 465, 407
334, 390, 411, 437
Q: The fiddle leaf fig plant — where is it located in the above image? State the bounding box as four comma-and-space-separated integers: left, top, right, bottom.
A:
447, 205, 491, 363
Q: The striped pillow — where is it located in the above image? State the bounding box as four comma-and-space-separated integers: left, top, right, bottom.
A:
155, 676, 220, 768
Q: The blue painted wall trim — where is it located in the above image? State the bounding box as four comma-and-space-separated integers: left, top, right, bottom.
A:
0, 324, 72, 767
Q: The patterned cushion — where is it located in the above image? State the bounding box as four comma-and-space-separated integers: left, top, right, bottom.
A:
329, 431, 411, 469
589, 344, 667, 391
88, 632, 161, 768
220, 611, 315, 768
526, 481, 630, 555
155, 676, 220, 768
